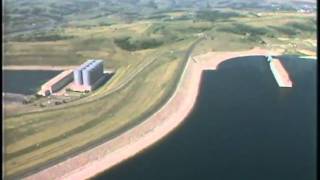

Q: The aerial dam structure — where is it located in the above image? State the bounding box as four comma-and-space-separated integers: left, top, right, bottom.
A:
266, 55, 292, 87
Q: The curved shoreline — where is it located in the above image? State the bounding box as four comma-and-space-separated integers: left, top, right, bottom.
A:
24, 47, 283, 180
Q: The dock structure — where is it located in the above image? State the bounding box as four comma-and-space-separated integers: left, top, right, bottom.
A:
267, 56, 292, 87
39, 70, 74, 96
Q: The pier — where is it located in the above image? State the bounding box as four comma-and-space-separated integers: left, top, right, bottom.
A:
267, 56, 292, 87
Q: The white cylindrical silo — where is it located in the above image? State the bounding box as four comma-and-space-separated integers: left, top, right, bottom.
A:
82, 67, 92, 86
79, 60, 95, 85
91, 61, 100, 83
96, 60, 103, 77
73, 68, 83, 85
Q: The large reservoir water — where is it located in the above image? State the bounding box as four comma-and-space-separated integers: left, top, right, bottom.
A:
95, 56, 316, 180
2, 70, 61, 95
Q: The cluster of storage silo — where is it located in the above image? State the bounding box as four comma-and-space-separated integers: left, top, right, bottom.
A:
73, 59, 104, 87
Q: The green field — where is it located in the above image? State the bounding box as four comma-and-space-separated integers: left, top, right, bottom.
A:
3, 3, 317, 179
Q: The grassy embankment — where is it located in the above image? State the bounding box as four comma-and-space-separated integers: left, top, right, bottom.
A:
3, 9, 316, 178
4, 17, 200, 178
191, 10, 316, 56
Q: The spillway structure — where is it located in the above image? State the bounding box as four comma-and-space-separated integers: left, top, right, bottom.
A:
267, 55, 293, 87
70, 59, 105, 92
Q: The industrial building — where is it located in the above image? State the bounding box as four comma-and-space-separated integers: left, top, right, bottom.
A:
38, 59, 105, 96
70, 59, 105, 92
39, 69, 74, 96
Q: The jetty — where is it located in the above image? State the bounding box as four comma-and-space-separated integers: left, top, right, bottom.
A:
267, 55, 292, 87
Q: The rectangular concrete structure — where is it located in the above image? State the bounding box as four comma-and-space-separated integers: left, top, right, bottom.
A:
39, 69, 74, 96
269, 58, 292, 87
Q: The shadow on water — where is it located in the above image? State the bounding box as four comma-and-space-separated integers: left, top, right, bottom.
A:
94, 56, 317, 180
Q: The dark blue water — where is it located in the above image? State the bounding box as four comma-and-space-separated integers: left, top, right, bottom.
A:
2, 70, 61, 95
94, 56, 316, 180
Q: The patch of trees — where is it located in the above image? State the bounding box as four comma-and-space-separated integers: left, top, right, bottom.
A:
98, 22, 113, 26
286, 22, 316, 32
218, 23, 274, 43
146, 14, 168, 20
218, 23, 274, 37
48, 1, 99, 16
149, 24, 166, 34
11, 32, 75, 42
121, 12, 142, 23
196, 10, 243, 22
153, 9, 186, 15
173, 15, 193, 21
269, 26, 299, 36
114, 36, 164, 51
269, 21, 316, 37
176, 26, 212, 33
54, 101, 62, 105
6, 6, 63, 24
246, 35, 266, 44
90, 12, 113, 19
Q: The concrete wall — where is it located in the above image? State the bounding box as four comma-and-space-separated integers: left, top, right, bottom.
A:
269, 60, 292, 87
51, 72, 73, 93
